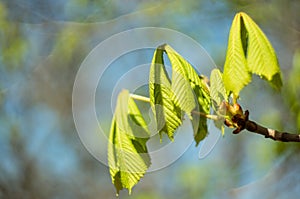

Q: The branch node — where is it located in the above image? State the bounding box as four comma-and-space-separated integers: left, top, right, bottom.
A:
231, 110, 249, 134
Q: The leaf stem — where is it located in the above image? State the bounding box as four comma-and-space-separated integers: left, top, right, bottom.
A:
192, 111, 222, 121
129, 93, 222, 121
129, 93, 151, 103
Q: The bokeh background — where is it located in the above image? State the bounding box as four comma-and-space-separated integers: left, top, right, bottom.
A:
1, 0, 300, 198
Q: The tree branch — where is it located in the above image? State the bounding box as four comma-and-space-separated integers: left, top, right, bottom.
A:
245, 120, 300, 142
130, 95, 300, 142
230, 110, 300, 142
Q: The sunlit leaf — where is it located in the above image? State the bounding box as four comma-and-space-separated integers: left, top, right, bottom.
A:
241, 12, 282, 89
210, 69, 226, 110
223, 12, 282, 97
108, 90, 151, 195
223, 12, 251, 97
149, 47, 182, 140
163, 44, 211, 146
210, 69, 226, 135
163, 45, 196, 118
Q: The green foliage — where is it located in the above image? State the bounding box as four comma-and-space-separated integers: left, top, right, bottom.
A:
149, 47, 182, 140
107, 12, 283, 195
210, 69, 226, 135
210, 69, 226, 111
223, 12, 282, 98
223, 13, 251, 98
163, 44, 211, 145
242, 13, 282, 89
108, 90, 151, 195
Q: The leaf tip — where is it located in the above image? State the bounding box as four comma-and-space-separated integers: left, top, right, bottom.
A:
221, 125, 225, 136
270, 73, 282, 91
237, 11, 246, 15
169, 135, 174, 142
158, 43, 167, 50
193, 129, 208, 147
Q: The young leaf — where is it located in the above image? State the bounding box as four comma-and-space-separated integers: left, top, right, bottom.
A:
163, 44, 211, 145
149, 47, 182, 140
210, 69, 226, 135
223, 13, 251, 97
210, 69, 226, 110
108, 90, 151, 195
191, 76, 211, 145
164, 45, 196, 118
223, 12, 282, 97
241, 12, 282, 89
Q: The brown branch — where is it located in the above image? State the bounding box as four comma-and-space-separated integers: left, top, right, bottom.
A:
245, 120, 300, 142
230, 109, 300, 142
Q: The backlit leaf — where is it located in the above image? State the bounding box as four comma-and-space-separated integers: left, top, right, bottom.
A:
223, 12, 282, 97
108, 90, 151, 195
241, 12, 282, 89
210, 69, 226, 135
149, 46, 182, 140
223, 12, 251, 97
164, 45, 196, 118
163, 44, 211, 146
210, 69, 226, 110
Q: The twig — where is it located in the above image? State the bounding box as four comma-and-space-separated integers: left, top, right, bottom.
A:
130, 93, 300, 142
245, 120, 300, 142
230, 110, 300, 142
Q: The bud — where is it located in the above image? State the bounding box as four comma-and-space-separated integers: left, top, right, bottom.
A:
233, 103, 243, 116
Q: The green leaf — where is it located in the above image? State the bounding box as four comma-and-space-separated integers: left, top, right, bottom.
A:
223, 12, 282, 97
210, 69, 226, 135
241, 12, 282, 89
149, 46, 182, 140
163, 44, 211, 146
108, 90, 151, 195
223, 13, 252, 97
163, 45, 196, 118
210, 69, 226, 110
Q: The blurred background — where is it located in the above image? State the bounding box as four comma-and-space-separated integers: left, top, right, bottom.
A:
1, 0, 300, 198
